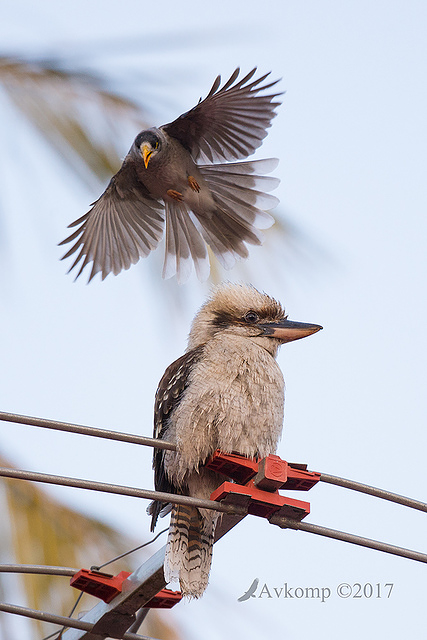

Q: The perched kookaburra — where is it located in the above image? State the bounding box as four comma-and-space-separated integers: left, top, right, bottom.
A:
60, 68, 281, 283
149, 283, 322, 598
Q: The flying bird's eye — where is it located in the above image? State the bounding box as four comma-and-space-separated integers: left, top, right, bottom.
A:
154, 141, 159, 149
244, 311, 259, 324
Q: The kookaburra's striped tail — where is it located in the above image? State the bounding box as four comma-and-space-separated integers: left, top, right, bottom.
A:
164, 504, 216, 598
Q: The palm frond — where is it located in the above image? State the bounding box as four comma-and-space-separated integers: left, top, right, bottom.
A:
0, 56, 151, 187
0, 454, 179, 639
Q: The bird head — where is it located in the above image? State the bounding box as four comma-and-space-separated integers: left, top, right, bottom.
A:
188, 283, 322, 356
134, 129, 163, 168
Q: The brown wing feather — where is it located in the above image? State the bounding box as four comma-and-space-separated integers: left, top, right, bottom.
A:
149, 345, 205, 531
162, 68, 282, 163
59, 158, 165, 282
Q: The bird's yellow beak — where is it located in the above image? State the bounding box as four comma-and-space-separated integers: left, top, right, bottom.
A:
260, 319, 322, 343
141, 143, 152, 169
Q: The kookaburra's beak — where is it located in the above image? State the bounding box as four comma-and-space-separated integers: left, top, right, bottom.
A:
141, 143, 152, 169
260, 319, 322, 343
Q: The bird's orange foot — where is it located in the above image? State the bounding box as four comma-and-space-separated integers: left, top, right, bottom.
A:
188, 176, 200, 192
167, 189, 184, 201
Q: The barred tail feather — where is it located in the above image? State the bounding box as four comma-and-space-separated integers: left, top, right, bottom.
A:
165, 504, 215, 598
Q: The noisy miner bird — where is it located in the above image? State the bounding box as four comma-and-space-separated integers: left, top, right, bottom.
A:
149, 283, 322, 597
60, 68, 282, 283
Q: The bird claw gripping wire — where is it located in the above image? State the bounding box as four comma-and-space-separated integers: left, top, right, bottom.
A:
207, 451, 321, 521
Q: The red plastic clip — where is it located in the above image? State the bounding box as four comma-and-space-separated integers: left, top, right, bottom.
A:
206, 450, 320, 491
70, 569, 131, 603
71, 570, 183, 609
210, 481, 310, 520
252, 455, 289, 490
144, 588, 183, 608
206, 450, 320, 522
205, 450, 258, 484
285, 463, 321, 491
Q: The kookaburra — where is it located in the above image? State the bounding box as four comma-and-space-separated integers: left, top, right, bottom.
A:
149, 283, 322, 598
60, 68, 281, 284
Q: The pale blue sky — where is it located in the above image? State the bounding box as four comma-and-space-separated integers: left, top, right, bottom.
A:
0, 2, 426, 639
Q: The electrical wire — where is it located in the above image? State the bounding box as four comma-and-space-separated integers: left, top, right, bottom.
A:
1, 408, 426, 640
0, 533, 169, 638
92, 528, 169, 571
127, 608, 150, 634
2, 410, 426, 513
43, 628, 64, 640
0, 466, 246, 515
0, 602, 154, 639
269, 515, 427, 563
0, 538, 170, 637
0, 564, 77, 576
42, 592, 84, 640
1, 407, 426, 633
0, 465, 425, 565
317, 472, 427, 512
0, 410, 175, 451
37, 530, 168, 640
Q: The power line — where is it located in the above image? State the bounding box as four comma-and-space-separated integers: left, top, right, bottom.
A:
0, 538, 168, 580
0, 465, 425, 566
93, 528, 169, 571
61, 546, 169, 640
0, 527, 231, 640
42, 592, 84, 640
0, 466, 246, 516
0, 564, 77, 577
2, 410, 426, 513
0, 410, 175, 452
270, 515, 427, 563
1, 410, 426, 637
127, 609, 150, 635
317, 472, 427, 512
0, 602, 154, 639
0, 531, 170, 639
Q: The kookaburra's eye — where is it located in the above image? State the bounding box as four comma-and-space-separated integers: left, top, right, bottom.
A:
244, 310, 259, 323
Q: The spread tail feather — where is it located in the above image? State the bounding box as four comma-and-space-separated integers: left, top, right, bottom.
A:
165, 504, 215, 598
162, 158, 280, 280
163, 201, 209, 283
195, 158, 279, 270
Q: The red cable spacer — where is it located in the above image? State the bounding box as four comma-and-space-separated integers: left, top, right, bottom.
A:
206, 450, 320, 521
205, 450, 258, 484
70, 570, 183, 608
285, 463, 321, 491
70, 569, 131, 603
206, 450, 320, 491
70, 569, 182, 609
210, 481, 310, 520
144, 588, 183, 608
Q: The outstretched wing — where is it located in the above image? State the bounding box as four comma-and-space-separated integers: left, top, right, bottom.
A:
162, 68, 282, 163
59, 158, 165, 282
149, 345, 205, 531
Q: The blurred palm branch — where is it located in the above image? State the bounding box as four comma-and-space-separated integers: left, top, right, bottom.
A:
0, 455, 179, 640
0, 55, 152, 188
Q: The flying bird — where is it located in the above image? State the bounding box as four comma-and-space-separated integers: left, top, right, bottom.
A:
238, 578, 260, 602
60, 69, 282, 283
149, 283, 322, 597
